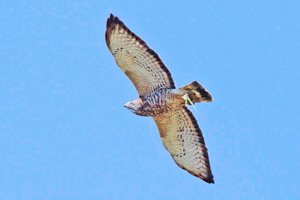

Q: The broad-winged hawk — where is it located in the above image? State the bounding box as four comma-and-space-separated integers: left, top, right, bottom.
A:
105, 14, 214, 184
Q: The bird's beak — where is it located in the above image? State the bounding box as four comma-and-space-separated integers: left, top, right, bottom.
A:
123, 102, 129, 108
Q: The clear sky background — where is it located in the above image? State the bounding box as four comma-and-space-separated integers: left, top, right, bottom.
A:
0, 1, 299, 199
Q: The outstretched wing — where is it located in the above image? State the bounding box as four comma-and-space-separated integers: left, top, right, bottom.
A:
153, 106, 214, 183
105, 14, 175, 96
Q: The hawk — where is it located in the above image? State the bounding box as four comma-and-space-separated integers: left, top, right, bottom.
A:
105, 14, 214, 184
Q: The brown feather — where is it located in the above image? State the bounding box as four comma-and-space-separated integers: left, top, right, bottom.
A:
153, 106, 214, 184
105, 14, 175, 96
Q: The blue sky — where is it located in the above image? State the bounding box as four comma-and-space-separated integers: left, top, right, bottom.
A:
0, 1, 299, 199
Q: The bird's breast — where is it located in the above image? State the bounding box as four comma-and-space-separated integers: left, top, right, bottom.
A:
139, 89, 177, 116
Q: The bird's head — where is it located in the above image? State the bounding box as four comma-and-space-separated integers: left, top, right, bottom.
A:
124, 99, 144, 115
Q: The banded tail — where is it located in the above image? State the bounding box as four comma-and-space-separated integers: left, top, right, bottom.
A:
173, 81, 213, 104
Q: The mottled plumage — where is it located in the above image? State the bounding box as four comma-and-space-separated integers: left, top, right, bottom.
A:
106, 14, 214, 183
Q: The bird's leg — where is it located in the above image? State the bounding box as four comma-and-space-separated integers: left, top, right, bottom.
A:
183, 93, 197, 112
183, 93, 188, 105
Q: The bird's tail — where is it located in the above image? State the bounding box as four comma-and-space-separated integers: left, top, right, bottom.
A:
173, 81, 213, 104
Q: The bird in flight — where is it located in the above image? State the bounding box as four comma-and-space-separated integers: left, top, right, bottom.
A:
105, 14, 214, 184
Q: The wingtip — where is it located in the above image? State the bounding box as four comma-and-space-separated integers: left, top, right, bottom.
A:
198, 172, 214, 184
205, 178, 215, 184
199, 173, 215, 184
107, 13, 114, 28
106, 14, 123, 29
106, 14, 120, 45
205, 172, 215, 184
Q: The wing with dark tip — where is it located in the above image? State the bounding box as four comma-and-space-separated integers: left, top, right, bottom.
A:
153, 106, 214, 184
105, 14, 176, 96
